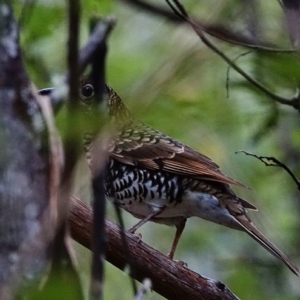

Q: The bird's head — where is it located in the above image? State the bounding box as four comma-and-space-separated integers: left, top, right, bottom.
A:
79, 78, 130, 122
38, 78, 131, 122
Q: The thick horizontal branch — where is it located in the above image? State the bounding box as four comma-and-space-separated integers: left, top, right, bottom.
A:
69, 198, 239, 300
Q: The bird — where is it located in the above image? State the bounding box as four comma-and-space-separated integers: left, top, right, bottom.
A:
39, 80, 299, 275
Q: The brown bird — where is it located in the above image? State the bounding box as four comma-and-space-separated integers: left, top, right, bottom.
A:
40, 81, 299, 275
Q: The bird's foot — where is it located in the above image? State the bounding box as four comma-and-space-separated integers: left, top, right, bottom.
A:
174, 260, 188, 268
167, 252, 188, 267
133, 232, 142, 242
130, 231, 142, 243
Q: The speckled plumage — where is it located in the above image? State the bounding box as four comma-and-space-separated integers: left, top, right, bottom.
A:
62, 80, 300, 275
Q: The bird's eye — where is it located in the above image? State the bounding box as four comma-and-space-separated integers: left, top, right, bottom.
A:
81, 84, 94, 99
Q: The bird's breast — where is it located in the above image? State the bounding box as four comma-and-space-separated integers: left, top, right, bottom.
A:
105, 159, 240, 229
105, 159, 187, 216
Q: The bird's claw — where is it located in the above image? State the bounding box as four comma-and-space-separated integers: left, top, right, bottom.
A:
174, 260, 188, 268
130, 232, 142, 243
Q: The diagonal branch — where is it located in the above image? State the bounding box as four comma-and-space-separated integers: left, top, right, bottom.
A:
165, 0, 300, 112
69, 197, 240, 300
79, 17, 116, 74
123, 0, 297, 52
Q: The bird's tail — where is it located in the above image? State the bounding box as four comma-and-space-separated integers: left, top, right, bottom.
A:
236, 214, 299, 276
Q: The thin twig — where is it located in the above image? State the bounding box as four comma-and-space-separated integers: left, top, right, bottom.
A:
113, 203, 138, 295
226, 50, 253, 98
236, 150, 300, 191
90, 172, 106, 300
67, 0, 80, 107
165, 0, 300, 111
63, 0, 81, 180
79, 17, 116, 74
134, 279, 152, 300
89, 17, 109, 300
123, 0, 298, 52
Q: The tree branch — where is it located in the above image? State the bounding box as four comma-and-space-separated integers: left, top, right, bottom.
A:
123, 0, 297, 52
282, 0, 300, 47
165, 0, 300, 112
69, 198, 239, 300
79, 17, 116, 74
88, 16, 109, 300
0, 1, 61, 298
236, 150, 300, 191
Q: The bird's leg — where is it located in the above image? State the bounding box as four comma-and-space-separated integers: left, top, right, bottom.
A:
128, 207, 165, 234
167, 218, 187, 259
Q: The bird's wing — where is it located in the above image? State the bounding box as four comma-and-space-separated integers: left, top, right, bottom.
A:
109, 121, 245, 188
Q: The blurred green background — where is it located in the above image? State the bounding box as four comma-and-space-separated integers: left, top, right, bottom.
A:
13, 0, 300, 299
